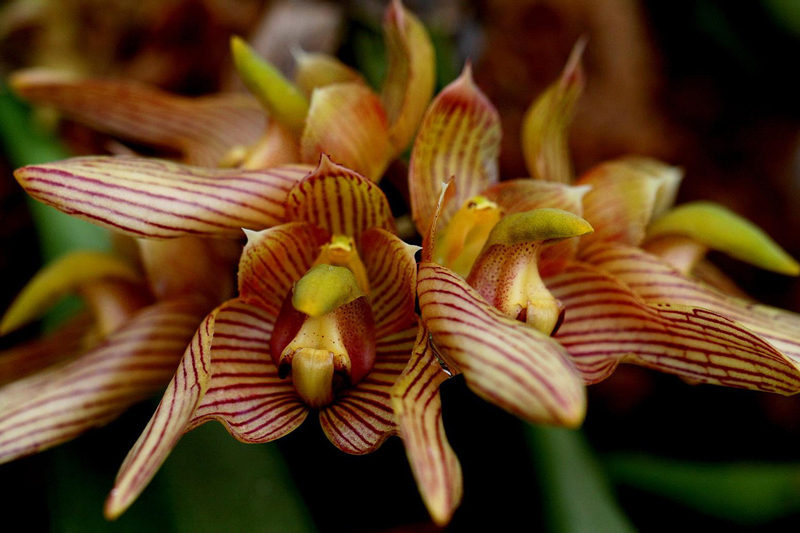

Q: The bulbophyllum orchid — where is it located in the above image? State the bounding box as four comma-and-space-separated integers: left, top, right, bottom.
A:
102, 156, 420, 519
227, 0, 434, 179
396, 42, 800, 524
10, 0, 434, 180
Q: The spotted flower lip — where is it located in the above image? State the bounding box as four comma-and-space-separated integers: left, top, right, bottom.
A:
103, 156, 419, 519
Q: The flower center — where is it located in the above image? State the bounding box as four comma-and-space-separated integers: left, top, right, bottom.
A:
270, 252, 376, 408
433, 195, 504, 278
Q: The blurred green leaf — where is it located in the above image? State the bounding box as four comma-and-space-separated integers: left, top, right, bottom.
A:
604, 453, 800, 524
161, 423, 317, 533
527, 426, 637, 533
0, 85, 110, 262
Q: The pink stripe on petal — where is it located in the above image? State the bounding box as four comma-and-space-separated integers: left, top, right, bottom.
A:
11, 71, 265, 167
286, 155, 397, 238
361, 228, 419, 336
0, 299, 205, 466
15, 157, 310, 239
418, 262, 586, 426
391, 324, 462, 526
105, 302, 218, 519
549, 260, 800, 393
193, 300, 307, 443
409, 66, 501, 235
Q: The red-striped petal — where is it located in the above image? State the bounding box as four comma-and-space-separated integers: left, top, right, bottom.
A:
190, 300, 308, 443
361, 228, 419, 337
582, 243, 800, 369
417, 262, 586, 426
408, 65, 501, 235
15, 156, 311, 239
11, 70, 265, 167
286, 155, 397, 238
105, 302, 218, 519
238, 222, 330, 317
319, 325, 416, 454
391, 324, 462, 526
548, 258, 800, 393
0, 298, 206, 467
0, 313, 93, 387
300, 83, 392, 182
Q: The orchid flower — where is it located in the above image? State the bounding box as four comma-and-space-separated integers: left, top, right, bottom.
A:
227, 0, 434, 179
396, 42, 800, 524
10, 0, 434, 180
98, 156, 419, 518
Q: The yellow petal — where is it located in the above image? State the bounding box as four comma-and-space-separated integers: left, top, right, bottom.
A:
293, 49, 365, 98
647, 201, 800, 276
381, 0, 436, 154
1, 251, 141, 335
521, 39, 585, 183
11, 69, 265, 167
230, 36, 309, 135
300, 82, 392, 181
409, 64, 501, 234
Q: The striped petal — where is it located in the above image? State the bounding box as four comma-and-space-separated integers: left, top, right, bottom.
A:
286, 155, 397, 238
418, 262, 586, 426
105, 302, 218, 519
521, 39, 585, 183
15, 156, 310, 239
548, 260, 800, 393
319, 325, 416, 454
293, 50, 366, 98
482, 180, 591, 275
582, 243, 800, 369
361, 228, 420, 337
577, 157, 683, 248
0, 298, 206, 467
300, 82, 392, 181
391, 325, 462, 526
647, 201, 800, 275
190, 300, 308, 443
381, 0, 436, 155
10, 69, 265, 167
1, 251, 142, 335
0, 314, 93, 387
408, 65, 501, 235
238, 223, 329, 318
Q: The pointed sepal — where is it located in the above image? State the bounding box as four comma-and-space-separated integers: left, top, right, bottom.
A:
521, 39, 585, 183
392, 325, 462, 526
409, 65, 501, 235
381, 0, 436, 155
286, 155, 397, 237
15, 156, 310, 238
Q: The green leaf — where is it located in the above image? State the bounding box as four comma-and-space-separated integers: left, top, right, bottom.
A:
0, 85, 110, 262
604, 453, 800, 524
161, 423, 318, 533
526, 426, 637, 533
